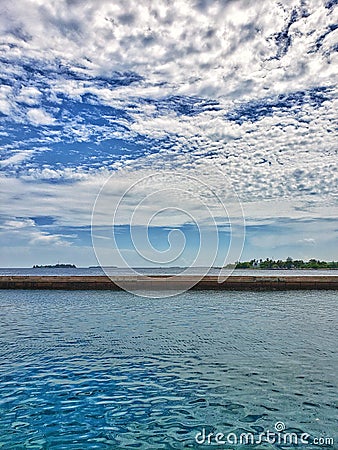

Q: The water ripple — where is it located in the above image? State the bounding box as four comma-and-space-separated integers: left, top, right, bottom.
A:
0, 290, 337, 449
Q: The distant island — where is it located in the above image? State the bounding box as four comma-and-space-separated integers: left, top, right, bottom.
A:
89, 265, 117, 269
33, 264, 77, 269
235, 258, 338, 270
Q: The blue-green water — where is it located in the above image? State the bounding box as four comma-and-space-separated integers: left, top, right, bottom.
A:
0, 290, 336, 449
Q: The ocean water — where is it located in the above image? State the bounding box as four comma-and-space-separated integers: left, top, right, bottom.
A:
0, 290, 336, 449
0, 267, 336, 277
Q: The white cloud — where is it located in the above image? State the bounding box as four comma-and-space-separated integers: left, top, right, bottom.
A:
0, 85, 13, 115
0, 216, 73, 248
16, 86, 42, 106
0, 150, 35, 167
1, 218, 35, 229
29, 232, 71, 246
27, 108, 56, 125
299, 238, 316, 245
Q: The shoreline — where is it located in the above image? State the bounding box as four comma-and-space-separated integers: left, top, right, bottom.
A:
0, 275, 337, 291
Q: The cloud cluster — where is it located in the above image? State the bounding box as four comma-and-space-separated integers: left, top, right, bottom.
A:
0, 0, 337, 263
0, 217, 73, 247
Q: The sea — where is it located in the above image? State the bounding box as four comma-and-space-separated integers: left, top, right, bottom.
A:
0, 288, 336, 449
0, 267, 337, 277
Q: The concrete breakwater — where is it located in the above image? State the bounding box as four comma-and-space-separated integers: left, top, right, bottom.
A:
0, 275, 337, 290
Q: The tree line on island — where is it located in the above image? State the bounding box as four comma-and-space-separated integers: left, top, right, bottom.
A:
235, 257, 338, 270
33, 264, 77, 268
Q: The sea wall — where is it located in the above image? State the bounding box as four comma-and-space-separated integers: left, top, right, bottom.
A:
0, 275, 337, 290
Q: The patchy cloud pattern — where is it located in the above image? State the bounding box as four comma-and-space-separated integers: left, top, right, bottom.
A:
0, 0, 337, 265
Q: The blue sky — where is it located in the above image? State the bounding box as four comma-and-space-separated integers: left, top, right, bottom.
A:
0, 0, 337, 267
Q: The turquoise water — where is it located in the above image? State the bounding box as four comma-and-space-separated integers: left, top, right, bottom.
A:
0, 290, 336, 449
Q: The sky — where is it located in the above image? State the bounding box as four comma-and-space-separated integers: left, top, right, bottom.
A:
0, 0, 337, 267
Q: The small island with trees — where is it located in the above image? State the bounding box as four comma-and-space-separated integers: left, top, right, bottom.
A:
33, 264, 77, 269
235, 257, 338, 270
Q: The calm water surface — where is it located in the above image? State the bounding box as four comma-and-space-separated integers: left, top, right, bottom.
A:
0, 267, 337, 277
0, 290, 337, 449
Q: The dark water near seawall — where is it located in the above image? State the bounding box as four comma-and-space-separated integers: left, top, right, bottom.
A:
0, 290, 337, 449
